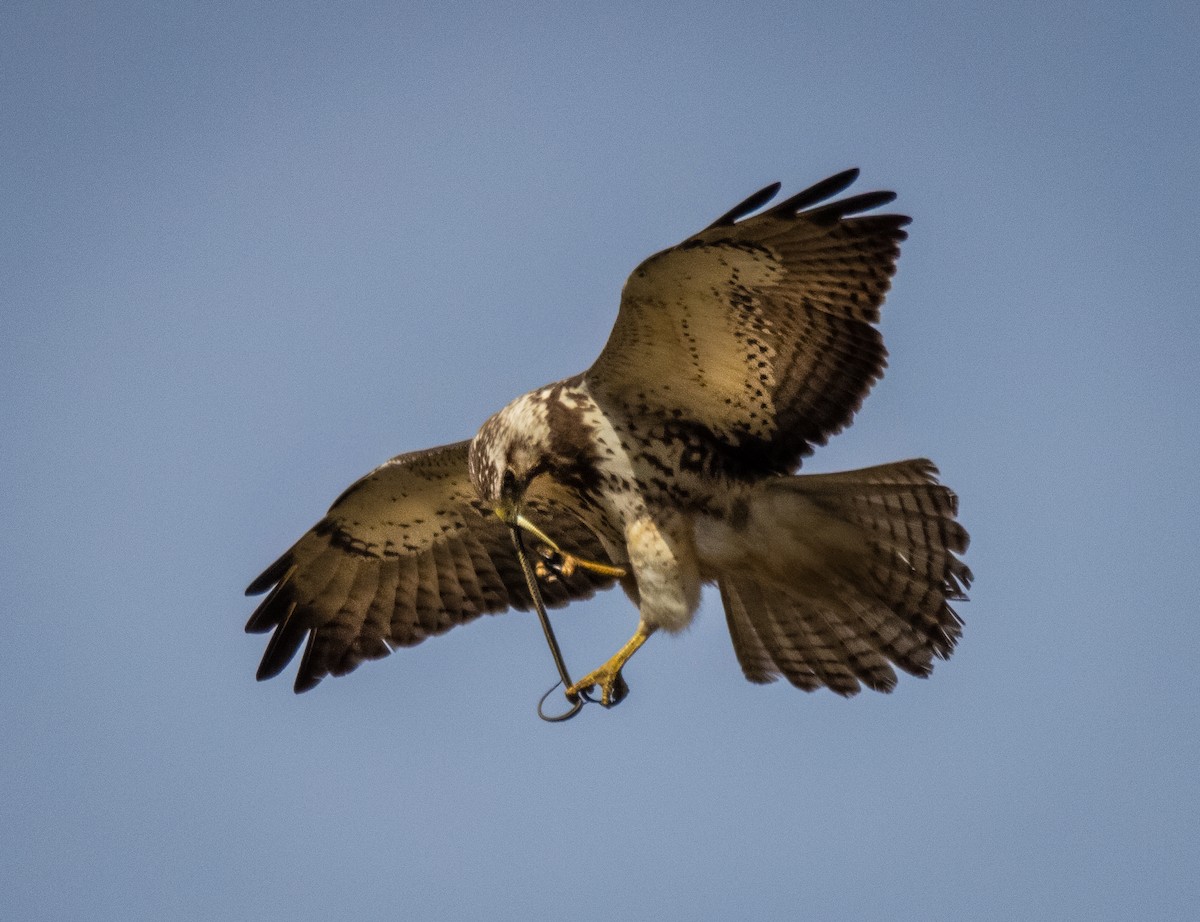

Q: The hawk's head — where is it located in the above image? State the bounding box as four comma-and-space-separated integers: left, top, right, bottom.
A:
468, 391, 554, 520
468, 385, 622, 582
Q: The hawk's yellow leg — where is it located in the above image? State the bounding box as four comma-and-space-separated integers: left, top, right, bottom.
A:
566, 623, 656, 707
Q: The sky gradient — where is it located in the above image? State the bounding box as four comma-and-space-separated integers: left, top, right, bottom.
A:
4, 2, 1198, 919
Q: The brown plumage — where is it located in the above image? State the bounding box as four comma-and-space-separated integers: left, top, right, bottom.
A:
246, 169, 972, 702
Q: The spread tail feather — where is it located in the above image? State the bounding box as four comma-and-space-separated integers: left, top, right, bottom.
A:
709, 459, 972, 695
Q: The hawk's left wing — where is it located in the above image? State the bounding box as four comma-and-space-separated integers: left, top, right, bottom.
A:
245, 441, 617, 692
587, 169, 908, 476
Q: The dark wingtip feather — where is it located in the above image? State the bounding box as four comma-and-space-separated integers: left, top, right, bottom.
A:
292, 631, 322, 693
255, 609, 307, 682
768, 168, 861, 217
806, 190, 899, 225
244, 580, 289, 634
245, 553, 290, 596
704, 181, 781, 229
255, 649, 292, 683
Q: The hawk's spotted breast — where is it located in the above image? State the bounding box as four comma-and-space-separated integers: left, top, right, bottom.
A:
246, 169, 971, 705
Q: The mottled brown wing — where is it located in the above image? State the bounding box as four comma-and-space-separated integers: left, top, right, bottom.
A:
587, 169, 909, 475
244, 441, 617, 692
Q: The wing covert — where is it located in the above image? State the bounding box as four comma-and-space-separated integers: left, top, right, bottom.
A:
244, 441, 617, 692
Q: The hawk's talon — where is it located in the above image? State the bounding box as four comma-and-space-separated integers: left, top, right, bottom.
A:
566, 668, 630, 708
536, 546, 577, 579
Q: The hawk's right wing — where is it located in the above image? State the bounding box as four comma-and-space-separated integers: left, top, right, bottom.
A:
588, 169, 909, 476
244, 441, 618, 692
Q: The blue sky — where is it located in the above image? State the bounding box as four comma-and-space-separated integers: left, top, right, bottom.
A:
3, 2, 1197, 919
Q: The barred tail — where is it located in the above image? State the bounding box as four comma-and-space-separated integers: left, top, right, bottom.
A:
714, 459, 972, 695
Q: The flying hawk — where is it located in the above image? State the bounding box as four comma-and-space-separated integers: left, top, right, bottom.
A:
245, 168, 972, 708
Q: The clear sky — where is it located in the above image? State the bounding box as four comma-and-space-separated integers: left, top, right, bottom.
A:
4, 2, 1197, 919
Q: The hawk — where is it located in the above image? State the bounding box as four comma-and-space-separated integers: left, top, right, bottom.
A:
245, 168, 972, 709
